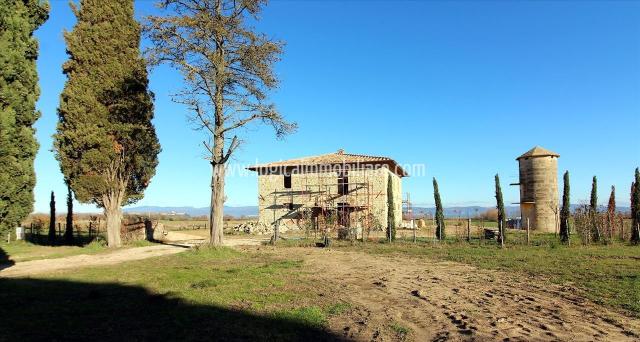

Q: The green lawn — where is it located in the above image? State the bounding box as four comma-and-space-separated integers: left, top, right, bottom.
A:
0, 239, 108, 263
0, 247, 346, 341
279, 233, 640, 317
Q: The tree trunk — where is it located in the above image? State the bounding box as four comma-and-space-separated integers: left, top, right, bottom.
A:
103, 195, 122, 248
209, 162, 225, 246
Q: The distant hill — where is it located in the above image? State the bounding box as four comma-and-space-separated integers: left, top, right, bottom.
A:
411, 206, 521, 218
412, 205, 630, 218
123, 206, 258, 217
124, 204, 630, 218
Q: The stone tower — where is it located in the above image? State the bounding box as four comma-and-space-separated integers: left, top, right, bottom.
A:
516, 146, 560, 233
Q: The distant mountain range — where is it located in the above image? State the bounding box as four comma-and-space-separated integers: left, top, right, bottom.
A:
124, 204, 631, 218
123, 206, 258, 217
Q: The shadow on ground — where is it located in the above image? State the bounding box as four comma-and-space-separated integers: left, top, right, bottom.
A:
0, 277, 343, 341
0, 247, 14, 270
25, 233, 99, 247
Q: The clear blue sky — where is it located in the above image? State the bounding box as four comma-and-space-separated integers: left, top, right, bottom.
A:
33, 0, 640, 213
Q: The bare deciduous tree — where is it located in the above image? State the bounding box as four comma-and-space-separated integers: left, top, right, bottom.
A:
145, 0, 296, 246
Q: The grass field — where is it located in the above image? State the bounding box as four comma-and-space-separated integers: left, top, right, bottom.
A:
0, 237, 161, 264
0, 239, 108, 263
0, 247, 346, 340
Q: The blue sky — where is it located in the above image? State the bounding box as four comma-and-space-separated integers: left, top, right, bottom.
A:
33, 0, 640, 213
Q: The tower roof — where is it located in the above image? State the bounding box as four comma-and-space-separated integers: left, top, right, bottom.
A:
517, 146, 560, 160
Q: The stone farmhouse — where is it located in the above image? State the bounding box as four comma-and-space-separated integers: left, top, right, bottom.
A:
247, 150, 407, 232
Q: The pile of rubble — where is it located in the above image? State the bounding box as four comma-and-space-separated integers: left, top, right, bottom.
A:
232, 221, 299, 235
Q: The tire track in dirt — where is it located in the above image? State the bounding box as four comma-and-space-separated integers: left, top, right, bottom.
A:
276, 248, 639, 341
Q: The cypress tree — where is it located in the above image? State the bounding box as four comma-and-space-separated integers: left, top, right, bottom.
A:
559, 171, 570, 243
433, 178, 445, 240
631, 181, 636, 237
64, 184, 74, 244
387, 174, 396, 242
0, 1, 49, 234
590, 176, 600, 242
632, 168, 640, 244
590, 176, 598, 212
607, 185, 615, 240
495, 174, 506, 242
55, 0, 160, 247
48, 191, 56, 243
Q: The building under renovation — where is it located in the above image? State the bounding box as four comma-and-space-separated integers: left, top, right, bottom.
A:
515, 146, 560, 233
247, 150, 407, 232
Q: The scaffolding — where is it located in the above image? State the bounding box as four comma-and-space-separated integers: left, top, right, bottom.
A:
402, 192, 415, 242
268, 167, 382, 241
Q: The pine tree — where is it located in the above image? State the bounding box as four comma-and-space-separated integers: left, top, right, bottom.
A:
631, 168, 640, 244
387, 174, 396, 242
433, 178, 445, 240
606, 185, 615, 240
146, 0, 296, 246
48, 191, 56, 244
560, 171, 570, 243
495, 174, 506, 242
55, 0, 160, 247
0, 1, 49, 234
590, 176, 600, 242
64, 184, 74, 244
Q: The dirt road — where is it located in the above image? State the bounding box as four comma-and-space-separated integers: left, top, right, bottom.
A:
0, 244, 190, 278
270, 248, 640, 342
0, 232, 267, 278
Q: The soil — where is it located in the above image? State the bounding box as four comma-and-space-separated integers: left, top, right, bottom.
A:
262, 247, 640, 342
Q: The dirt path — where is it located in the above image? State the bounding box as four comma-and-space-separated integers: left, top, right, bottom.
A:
0, 232, 267, 278
270, 248, 640, 341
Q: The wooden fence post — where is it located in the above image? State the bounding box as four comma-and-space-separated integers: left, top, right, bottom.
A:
413, 219, 417, 243
526, 218, 530, 246
467, 218, 471, 242
499, 221, 504, 248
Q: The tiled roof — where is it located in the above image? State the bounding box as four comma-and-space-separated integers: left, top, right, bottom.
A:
517, 146, 560, 160
247, 149, 408, 177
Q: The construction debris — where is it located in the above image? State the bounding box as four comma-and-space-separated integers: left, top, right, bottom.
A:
232, 221, 300, 235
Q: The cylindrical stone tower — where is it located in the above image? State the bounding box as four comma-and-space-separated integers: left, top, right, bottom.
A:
517, 146, 560, 232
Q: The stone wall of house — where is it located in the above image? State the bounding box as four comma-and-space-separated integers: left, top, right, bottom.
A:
256, 167, 402, 231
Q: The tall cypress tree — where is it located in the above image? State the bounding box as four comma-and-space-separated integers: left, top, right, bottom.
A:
495, 174, 506, 242
607, 185, 615, 240
559, 171, 570, 243
0, 1, 48, 234
55, 0, 160, 247
590, 176, 598, 212
48, 191, 56, 243
631, 181, 636, 239
387, 174, 396, 242
631, 168, 640, 244
433, 178, 445, 240
64, 184, 74, 244
590, 176, 600, 242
